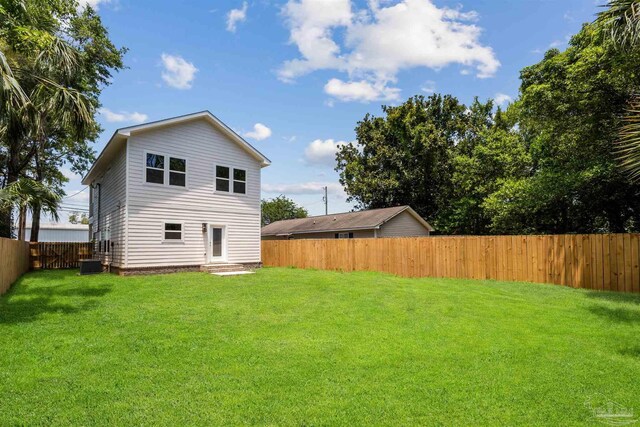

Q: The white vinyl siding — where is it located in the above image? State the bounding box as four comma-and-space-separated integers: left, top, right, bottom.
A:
125, 119, 262, 267
378, 211, 431, 237
90, 144, 127, 267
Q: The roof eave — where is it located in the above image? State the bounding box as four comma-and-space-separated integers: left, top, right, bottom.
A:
262, 225, 379, 236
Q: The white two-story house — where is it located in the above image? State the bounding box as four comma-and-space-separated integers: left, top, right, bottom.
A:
82, 111, 270, 274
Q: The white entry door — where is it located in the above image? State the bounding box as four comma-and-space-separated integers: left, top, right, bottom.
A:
209, 225, 227, 262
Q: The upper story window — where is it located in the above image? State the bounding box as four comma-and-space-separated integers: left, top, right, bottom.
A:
146, 153, 165, 184
216, 166, 230, 192
146, 153, 186, 187
233, 169, 246, 194
169, 157, 186, 187
216, 166, 247, 194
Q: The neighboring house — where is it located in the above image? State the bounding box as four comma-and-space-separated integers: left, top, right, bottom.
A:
23, 223, 89, 242
82, 111, 270, 274
261, 206, 434, 240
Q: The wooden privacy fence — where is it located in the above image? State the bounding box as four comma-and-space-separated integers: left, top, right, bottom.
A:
262, 234, 640, 293
30, 242, 93, 270
0, 238, 30, 295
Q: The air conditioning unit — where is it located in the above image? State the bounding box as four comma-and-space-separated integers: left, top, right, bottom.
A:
79, 259, 103, 275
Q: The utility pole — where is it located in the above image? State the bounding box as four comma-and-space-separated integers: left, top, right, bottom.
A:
323, 186, 328, 215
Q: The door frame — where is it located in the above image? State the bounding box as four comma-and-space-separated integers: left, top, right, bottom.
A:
208, 224, 227, 263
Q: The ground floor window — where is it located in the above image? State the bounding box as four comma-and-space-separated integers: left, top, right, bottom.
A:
164, 222, 183, 241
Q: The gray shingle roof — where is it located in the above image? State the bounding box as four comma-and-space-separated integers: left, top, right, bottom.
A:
261, 205, 433, 236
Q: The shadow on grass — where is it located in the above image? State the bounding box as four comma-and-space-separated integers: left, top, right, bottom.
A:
0, 273, 113, 325
587, 305, 640, 324
584, 291, 640, 305
618, 346, 640, 359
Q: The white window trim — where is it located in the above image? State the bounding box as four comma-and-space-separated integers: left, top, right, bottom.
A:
214, 164, 232, 194
162, 221, 185, 243
232, 168, 247, 196
214, 164, 247, 196
144, 151, 188, 189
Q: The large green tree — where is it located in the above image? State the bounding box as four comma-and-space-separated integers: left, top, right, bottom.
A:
0, 0, 124, 238
261, 195, 308, 226
441, 107, 531, 234
596, 0, 640, 181
337, 16, 640, 235
336, 94, 475, 226
496, 23, 640, 233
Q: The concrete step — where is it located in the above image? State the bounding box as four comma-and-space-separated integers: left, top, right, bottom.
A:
200, 263, 247, 273
212, 271, 255, 276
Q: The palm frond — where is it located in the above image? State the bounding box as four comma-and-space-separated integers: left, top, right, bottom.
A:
597, 0, 640, 47
0, 178, 61, 221
34, 36, 79, 79
0, 48, 29, 111
31, 74, 93, 136
615, 97, 640, 181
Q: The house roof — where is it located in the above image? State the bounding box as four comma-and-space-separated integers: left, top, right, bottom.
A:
82, 111, 271, 185
261, 206, 434, 236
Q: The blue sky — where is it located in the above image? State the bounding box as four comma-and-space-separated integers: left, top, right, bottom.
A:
61, 0, 600, 221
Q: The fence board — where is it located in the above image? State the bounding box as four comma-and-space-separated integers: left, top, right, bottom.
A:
0, 238, 30, 295
262, 234, 640, 293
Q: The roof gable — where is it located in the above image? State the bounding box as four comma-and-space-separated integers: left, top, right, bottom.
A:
82, 111, 270, 185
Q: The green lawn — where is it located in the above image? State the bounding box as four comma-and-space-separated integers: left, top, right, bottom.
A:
1, 268, 639, 425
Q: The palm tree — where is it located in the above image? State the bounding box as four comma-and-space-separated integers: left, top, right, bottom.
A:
0, 0, 94, 237
617, 100, 640, 181
597, 0, 640, 47
0, 178, 60, 239
596, 0, 640, 181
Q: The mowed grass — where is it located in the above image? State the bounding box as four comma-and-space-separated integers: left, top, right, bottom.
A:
1, 268, 640, 425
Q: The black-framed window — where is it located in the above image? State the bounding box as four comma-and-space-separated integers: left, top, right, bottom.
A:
216, 166, 230, 192
335, 232, 354, 239
164, 223, 183, 240
146, 153, 165, 184
233, 168, 246, 194
169, 157, 186, 187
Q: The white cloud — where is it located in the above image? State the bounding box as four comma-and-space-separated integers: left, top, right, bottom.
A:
421, 80, 436, 94
262, 181, 344, 195
77, 0, 110, 10
160, 53, 198, 89
324, 78, 400, 102
494, 93, 512, 106
99, 108, 148, 124
226, 2, 248, 32
304, 138, 348, 166
279, 0, 353, 82
279, 0, 499, 102
244, 123, 272, 141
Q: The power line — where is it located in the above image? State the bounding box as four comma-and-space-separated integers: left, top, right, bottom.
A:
63, 186, 88, 199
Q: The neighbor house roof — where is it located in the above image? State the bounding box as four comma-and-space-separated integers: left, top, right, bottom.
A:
261, 206, 434, 236
16, 223, 89, 230
82, 111, 271, 185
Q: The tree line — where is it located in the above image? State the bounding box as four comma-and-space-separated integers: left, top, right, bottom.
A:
336, 3, 640, 235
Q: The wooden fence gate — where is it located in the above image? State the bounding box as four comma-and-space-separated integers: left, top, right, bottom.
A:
30, 242, 93, 270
